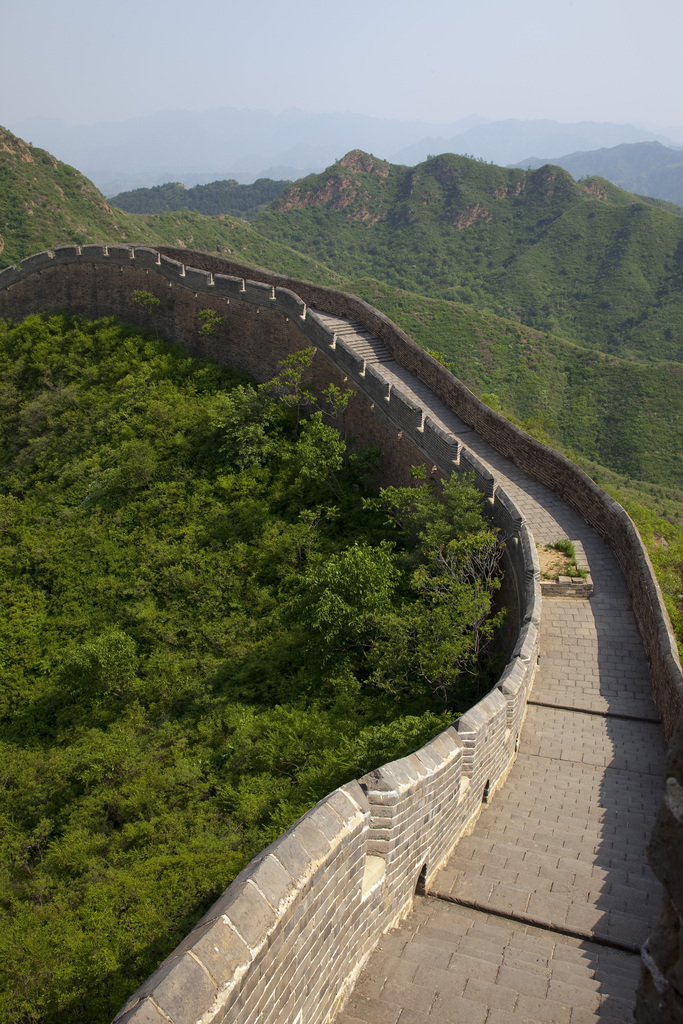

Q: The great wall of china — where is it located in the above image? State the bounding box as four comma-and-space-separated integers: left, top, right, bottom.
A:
1, 244, 681, 1023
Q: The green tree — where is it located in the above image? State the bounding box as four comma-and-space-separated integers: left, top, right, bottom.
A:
262, 347, 316, 432
299, 540, 399, 674
61, 629, 138, 703
131, 290, 160, 313
132, 290, 161, 337
198, 308, 223, 337
287, 412, 347, 497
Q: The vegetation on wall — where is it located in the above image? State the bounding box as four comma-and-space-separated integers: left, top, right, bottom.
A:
0, 313, 504, 1024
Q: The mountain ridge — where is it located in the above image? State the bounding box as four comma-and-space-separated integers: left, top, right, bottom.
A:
108, 178, 291, 219
11, 108, 676, 194
511, 140, 683, 206
253, 150, 683, 362
0, 126, 342, 285
1, 129, 681, 494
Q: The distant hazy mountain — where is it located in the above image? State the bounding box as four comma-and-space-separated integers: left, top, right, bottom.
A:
390, 119, 673, 167
10, 108, 673, 195
510, 142, 683, 207
11, 109, 488, 193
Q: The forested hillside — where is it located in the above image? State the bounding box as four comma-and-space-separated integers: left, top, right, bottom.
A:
0, 127, 338, 284
108, 177, 290, 218
0, 313, 505, 1024
254, 150, 683, 362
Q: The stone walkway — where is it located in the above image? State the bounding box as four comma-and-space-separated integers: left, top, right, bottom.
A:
320, 313, 667, 1023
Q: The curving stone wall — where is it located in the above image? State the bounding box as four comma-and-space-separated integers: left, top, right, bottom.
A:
1, 245, 681, 1024
155, 244, 683, 738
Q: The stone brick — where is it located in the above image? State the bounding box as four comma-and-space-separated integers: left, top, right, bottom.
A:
210, 879, 277, 949
20, 251, 54, 273
138, 952, 216, 1024
113, 999, 170, 1024
249, 853, 296, 911
291, 816, 331, 861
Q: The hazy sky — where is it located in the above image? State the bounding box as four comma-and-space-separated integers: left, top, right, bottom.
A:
2, 0, 681, 130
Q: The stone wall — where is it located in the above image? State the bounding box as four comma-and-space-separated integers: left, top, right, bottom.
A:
154, 245, 683, 738
1, 244, 680, 1024
636, 716, 683, 1022
111, 609, 539, 1024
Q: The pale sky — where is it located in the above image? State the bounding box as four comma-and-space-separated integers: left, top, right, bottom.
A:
1, 0, 681, 130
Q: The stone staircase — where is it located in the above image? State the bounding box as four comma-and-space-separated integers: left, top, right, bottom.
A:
314, 312, 397, 366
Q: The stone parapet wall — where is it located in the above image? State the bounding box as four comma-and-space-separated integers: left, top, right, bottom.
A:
636, 716, 683, 1022
114, 783, 375, 1024
151, 245, 682, 736
110, 541, 538, 1024
112, 595, 538, 1024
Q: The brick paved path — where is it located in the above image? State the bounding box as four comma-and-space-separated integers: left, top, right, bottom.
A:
324, 314, 667, 1024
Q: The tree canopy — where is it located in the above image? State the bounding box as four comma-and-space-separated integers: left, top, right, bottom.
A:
0, 314, 505, 1023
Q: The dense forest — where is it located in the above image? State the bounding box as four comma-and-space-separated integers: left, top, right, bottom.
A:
108, 178, 290, 219
0, 314, 506, 1024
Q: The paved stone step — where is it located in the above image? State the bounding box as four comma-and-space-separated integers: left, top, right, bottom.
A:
313, 315, 376, 338
311, 311, 398, 364
333, 329, 377, 340
314, 313, 365, 328
343, 341, 395, 363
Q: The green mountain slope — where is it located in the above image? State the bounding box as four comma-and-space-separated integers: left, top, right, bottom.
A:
0, 127, 341, 285
347, 277, 682, 489
108, 178, 290, 219
3, 313, 482, 1024
0, 127, 680, 491
513, 141, 683, 208
253, 150, 683, 362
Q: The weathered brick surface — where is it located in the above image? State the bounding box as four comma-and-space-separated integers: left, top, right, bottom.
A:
345, 896, 648, 1024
